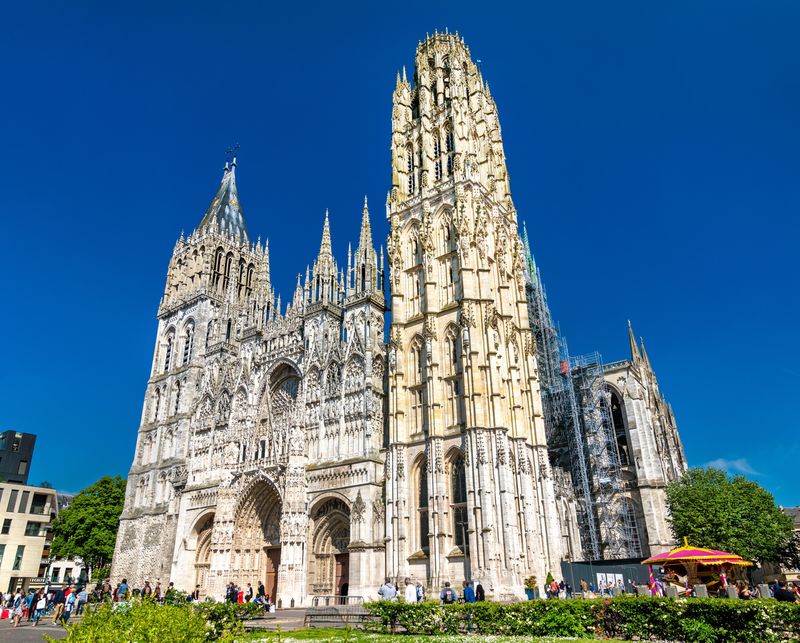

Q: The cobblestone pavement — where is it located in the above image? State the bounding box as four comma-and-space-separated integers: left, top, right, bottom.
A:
1, 618, 68, 641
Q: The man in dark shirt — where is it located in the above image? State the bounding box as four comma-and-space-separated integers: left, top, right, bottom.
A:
774, 580, 798, 602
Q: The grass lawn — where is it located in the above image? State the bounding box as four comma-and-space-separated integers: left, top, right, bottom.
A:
240, 629, 626, 642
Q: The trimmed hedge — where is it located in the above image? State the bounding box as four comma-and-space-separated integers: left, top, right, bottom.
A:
364, 596, 800, 642
44, 599, 264, 642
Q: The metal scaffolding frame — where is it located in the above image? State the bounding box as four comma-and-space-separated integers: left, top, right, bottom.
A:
522, 225, 640, 560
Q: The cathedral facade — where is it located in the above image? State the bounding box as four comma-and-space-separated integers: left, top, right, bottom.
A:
113, 33, 685, 605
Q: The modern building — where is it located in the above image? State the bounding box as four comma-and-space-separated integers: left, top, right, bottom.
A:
113, 32, 687, 604
0, 431, 36, 485
46, 556, 87, 585
0, 481, 58, 592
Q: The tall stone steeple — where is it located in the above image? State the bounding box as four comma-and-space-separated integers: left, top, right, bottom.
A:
384, 32, 562, 599
309, 210, 341, 305
196, 157, 250, 244
349, 196, 382, 297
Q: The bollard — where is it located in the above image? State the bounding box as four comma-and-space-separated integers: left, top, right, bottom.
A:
758, 584, 772, 598
636, 585, 650, 596
666, 585, 678, 598
727, 586, 738, 599
694, 584, 708, 597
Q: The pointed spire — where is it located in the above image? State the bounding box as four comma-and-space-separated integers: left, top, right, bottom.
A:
357, 195, 374, 254
640, 337, 652, 369
628, 321, 642, 363
197, 154, 250, 244
319, 209, 332, 257
402, 65, 407, 83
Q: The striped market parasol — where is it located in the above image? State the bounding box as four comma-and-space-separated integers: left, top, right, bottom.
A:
642, 537, 753, 566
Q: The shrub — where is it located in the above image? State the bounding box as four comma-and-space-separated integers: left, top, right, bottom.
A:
46, 600, 209, 642
195, 601, 263, 640
363, 596, 800, 641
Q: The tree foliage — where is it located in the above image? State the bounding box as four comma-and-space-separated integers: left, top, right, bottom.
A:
50, 475, 127, 569
666, 468, 793, 564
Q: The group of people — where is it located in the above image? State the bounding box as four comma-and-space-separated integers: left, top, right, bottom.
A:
378, 577, 486, 604
223, 581, 273, 609
3, 583, 87, 627
725, 579, 800, 602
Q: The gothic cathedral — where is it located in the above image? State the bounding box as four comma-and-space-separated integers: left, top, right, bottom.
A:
113, 33, 686, 605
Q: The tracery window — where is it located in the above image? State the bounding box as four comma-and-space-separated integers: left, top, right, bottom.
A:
445, 125, 454, 175
183, 322, 195, 364
152, 389, 161, 423
163, 333, 174, 373
417, 460, 430, 553
406, 144, 415, 194
173, 381, 181, 415
433, 130, 442, 181
451, 454, 468, 553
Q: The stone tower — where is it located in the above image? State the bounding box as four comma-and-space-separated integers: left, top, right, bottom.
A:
384, 32, 563, 598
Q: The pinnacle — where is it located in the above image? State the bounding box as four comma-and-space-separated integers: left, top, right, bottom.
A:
318, 209, 333, 258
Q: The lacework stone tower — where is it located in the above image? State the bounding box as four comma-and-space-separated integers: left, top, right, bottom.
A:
112, 156, 388, 605
384, 32, 563, 598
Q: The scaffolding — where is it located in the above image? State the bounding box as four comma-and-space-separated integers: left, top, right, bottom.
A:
522, 225, 640, 561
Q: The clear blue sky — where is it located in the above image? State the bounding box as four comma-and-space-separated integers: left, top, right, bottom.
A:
2, 2, 798, 506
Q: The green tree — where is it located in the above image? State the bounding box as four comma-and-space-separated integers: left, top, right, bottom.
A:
666, 467, 793, 564
50, 476, 127, 575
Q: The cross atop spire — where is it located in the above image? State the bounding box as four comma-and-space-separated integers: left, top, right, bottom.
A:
196, 154, 250, 244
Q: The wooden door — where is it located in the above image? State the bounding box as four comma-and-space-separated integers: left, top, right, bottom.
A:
264, 547, 281, 601
334, 553, 349, 599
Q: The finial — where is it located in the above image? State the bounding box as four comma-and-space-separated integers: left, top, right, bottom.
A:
364, 194, 368, 209
231, 143, 239, 167
402, 65, 407, 83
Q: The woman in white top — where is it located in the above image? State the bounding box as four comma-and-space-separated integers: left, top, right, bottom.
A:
404, 578, 418, 603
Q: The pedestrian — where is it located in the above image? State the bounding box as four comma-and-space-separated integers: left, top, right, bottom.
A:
246, 583, 254, 602
258, 581, 265, 599
404, 577, 417, 603
416, 580, 426, 602
475, 583, 485, 601
76, 586, 88, 615
11, 588, 24, 627
736, 580, 752, 600
774, 580, 798, 603
51, 586, 66, 623
26, 589, 37, 620
154, 581, 162, 603
192, 584, 201, 602
33, 590, 47, 627
143, 581, 153, 600
60, 585, 77, 625
462, 580, 476, 603
378, 577, 397, 600
580, 578, 588, 594
118, 578, 129, 601
440, 581, 457, 605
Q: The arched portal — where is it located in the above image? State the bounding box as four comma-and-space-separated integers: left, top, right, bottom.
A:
232, 481, 282, 600
193, 513, 214, 591
308, 498, 351, 597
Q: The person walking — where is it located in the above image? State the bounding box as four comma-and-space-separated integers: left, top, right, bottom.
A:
51, 586, 66, 623
32, 590, 47, 627
191, 585, 201, 602
60, 585, 77, 626
26, 589, 36, 621
246, 583, 254, 602
475, 583, 485, 601
76, 586, 88, 615
11, 588, 24, 627
258, 581, 266, 599
440, 581, 457, 605
143, 581, 153, 600
118, 578, 129, 601
416, 581, 426, 602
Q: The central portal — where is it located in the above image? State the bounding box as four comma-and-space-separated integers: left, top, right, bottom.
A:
232, 481, 282, 595
309, 498, 351, 597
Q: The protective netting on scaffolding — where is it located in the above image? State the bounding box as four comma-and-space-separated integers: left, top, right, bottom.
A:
522, 224, 641, 561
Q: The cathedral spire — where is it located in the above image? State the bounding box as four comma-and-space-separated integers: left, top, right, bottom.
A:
357, 195, 374, 256
640, 337, 652, 370
628, 321, 642, 363
197, 156, 250, 244
319, 209, 332, 258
